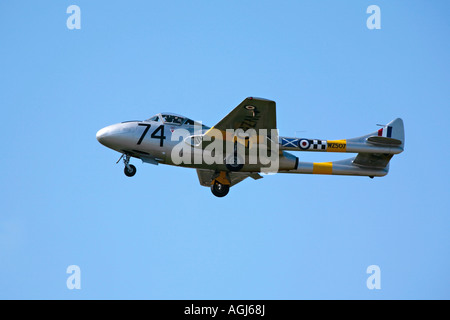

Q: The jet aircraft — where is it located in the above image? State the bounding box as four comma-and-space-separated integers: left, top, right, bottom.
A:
96, 97, 405, 197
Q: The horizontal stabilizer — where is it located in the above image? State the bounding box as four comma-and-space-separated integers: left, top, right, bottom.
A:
366, 136, 402, 146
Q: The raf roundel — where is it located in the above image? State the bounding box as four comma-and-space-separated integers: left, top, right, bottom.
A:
298, 139, 310, 150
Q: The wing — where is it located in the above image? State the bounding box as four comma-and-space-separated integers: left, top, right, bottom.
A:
196, 169, 263, 187
197, 97, 277, 153
208, 97, 277, 132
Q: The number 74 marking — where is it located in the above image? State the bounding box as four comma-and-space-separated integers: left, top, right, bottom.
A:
137, 124, 166, 146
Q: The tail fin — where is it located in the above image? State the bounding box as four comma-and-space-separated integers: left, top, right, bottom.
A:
351, 118, 405, 172
365, 118, 405, 150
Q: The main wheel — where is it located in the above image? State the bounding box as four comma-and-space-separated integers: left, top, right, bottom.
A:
211, 181, 230, 197
124, 164, 137, 177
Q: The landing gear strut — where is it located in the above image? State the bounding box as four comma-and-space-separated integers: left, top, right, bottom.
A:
118, 154, 137, 177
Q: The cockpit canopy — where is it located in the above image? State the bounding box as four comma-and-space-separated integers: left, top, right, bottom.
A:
161, 113, 184, 125
145, 113, 209, 128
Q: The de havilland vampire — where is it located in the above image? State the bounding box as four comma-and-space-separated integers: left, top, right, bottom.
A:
96, 97, 405, 197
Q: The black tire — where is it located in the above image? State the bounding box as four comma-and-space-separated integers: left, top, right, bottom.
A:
124, 164, 137, 177
211, 181, 230, 197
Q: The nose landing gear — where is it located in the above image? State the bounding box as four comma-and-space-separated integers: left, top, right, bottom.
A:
117, 154, 137, 177
210, 171, 230, 197
124, 164, 137, 177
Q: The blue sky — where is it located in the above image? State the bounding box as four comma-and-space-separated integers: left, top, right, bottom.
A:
0, 0, 449, 299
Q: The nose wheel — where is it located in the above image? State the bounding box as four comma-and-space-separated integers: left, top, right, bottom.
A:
124, 164, 137, 177
117, 154, 137, 177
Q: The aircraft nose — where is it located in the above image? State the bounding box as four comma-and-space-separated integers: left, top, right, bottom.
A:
97, 123, 136, 148
96, 126, 113, 146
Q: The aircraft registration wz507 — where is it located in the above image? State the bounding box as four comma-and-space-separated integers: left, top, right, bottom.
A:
96, 97, 405, 197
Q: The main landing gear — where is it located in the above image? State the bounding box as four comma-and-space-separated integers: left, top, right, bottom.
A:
211, 181, 230, 197
210, 171, 230, 197
117, 154, 136, 177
